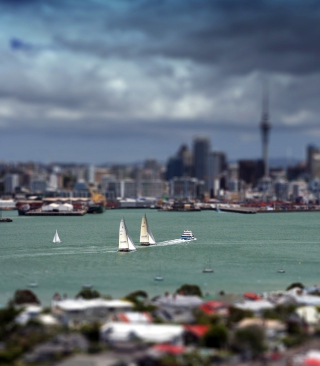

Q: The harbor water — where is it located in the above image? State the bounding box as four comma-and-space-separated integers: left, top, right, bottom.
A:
0, 209, 319, 305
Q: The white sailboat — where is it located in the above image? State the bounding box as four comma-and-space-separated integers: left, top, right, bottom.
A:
118, 218, 136, 252
53, 229, 61, 243
154, 263, 163, 281
202, 260, 214, 273
140, 214, 156, 246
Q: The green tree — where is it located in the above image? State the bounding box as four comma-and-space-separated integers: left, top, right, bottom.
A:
13, 289, 40, 305
176, 284, 202, 297
262, 304, 297, 321
0, 304, 21, 341
80, 322, 100, 343
124, 290, 156, 312
286, 282, 304, 291
76, 288, 100, 299
232, 325, 266, 359
201, 324, 228, 349
227, 307, 254, 326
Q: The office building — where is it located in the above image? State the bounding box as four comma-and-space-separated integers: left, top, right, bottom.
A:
193, 137, 210, 187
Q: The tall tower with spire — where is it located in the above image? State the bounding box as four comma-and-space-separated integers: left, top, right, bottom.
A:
260, 83, 271, 178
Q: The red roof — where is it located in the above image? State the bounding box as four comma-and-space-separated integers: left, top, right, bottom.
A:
184, 325, 209, 338
244, 292, 262, 301
199, 301, 228, 315
304, 359, 320, 366
152, 344, 185, 355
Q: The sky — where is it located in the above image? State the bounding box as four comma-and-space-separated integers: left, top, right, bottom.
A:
0, 0, 320, 165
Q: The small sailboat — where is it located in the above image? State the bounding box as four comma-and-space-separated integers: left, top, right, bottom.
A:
154, 275, 164, 281
202, 260, 214, 273
154, 263, 164, 281
27, 282, 39, 288
277, 268, 285, 273
53, 230, 61, 243
140, 214, 156, 246
118, 218, 136, 252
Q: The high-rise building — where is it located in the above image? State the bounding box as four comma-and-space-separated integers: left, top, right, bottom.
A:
193, 137, 210, 187
4, 174, 19, 193
177, 144, 193, 177
260, 84, 271, 177
87, 165, 95, 184
307, 145, 320, 179
166, 145, 193, 181
208, 151, 227, 197
166, 157, 184, 181
238, 160, 264, 186
169, 177, 202, 199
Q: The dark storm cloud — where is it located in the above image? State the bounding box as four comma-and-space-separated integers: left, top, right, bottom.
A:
52, 0, 320, 76
1, 0, 320, 163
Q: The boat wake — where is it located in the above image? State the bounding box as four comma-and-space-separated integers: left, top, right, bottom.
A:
154, 238, 194, 247
0, 248, 118, 259
0, 239, 195, 260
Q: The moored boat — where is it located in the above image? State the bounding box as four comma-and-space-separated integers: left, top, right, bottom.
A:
118, 218, 136, 252
87, 203, 105, 214
140, 214, 156, 246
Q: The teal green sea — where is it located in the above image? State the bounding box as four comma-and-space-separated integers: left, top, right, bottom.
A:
0, 209, 319, 305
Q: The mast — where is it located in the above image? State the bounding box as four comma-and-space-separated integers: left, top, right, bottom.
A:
260, 81, 271, 178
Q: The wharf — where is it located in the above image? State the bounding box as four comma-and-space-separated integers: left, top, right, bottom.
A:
0, 218, 13, 222
220, 207, 320, 214
220, 207, 258, 214
258, 208, 320, 214
25, 209, 86, 216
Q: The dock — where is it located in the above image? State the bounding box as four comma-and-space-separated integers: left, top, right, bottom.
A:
219, 207, 320, 214
219, 207, 258, 214
25, 209, 87, 216
0, 218, 13, 222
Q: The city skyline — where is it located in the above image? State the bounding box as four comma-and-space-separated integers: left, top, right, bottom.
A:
1, 0, 320, 164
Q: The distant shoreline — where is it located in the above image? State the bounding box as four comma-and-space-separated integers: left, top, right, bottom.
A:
219, 207, 320, 214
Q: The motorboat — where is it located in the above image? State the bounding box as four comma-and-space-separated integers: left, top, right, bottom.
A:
154, 275, 164, 281
202, 268, 214, 273
180, 230, 196, 240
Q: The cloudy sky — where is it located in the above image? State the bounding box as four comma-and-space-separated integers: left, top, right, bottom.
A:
0, 0, 319, 164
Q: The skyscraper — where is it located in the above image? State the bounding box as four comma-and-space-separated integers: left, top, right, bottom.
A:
208, 151, 227, 197
260, 84, 271, 178
307, 145, 320, 179
193, 137, 210, 187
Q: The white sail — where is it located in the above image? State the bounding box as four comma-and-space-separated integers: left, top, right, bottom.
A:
53, 230, 61, 243
127, 234, 137, 251
140, 215, 148, 243
119, 218, 136, 252
119, 219, 129, 250
140, 214, 156, 245
148, 226, 156, 245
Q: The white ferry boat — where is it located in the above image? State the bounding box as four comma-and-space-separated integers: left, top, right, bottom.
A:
180, 230, 196, 241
